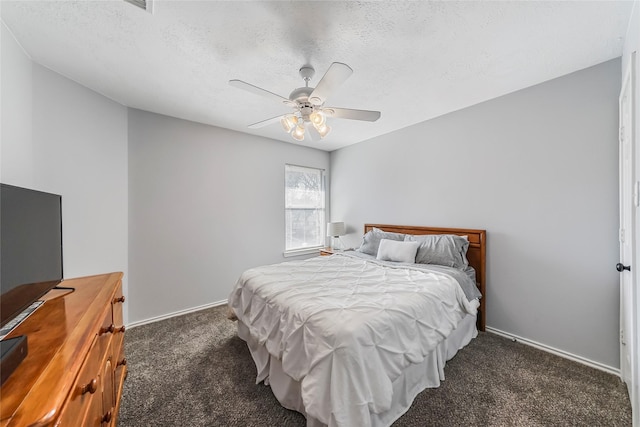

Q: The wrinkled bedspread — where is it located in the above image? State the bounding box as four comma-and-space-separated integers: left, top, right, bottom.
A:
228, 253, 477, 427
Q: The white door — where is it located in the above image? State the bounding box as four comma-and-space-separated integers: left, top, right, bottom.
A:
619, 54, 637, 423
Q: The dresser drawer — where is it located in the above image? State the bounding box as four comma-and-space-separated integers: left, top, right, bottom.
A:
110, 281, 125, 364
111, 280, 126, 388
57, 338, 103, 426
58, 303, 113, 426
112, 281, 125, 327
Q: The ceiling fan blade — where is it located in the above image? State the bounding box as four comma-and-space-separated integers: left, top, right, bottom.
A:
308, 62, 353, 105
229, 80, 294, 106
248, 115, 286, 129
324, 107, 381, 122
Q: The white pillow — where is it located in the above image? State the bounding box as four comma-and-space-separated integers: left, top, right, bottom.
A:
376, 239, 419, 263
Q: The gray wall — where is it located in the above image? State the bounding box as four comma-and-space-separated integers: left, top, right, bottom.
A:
1, 22, 129, 318
330, 59, 621, 369
127, 109, 330, 323
1, 21, 33, 183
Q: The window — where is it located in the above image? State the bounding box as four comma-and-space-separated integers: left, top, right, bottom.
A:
285, 164, 325, 253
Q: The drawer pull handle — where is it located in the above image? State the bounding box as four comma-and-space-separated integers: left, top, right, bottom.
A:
102, 410, 112, 424
81, 379, 97, 395
100, 324, 115, 335
115, 325, 126, 334
117, 358, 127, 368
113, 295, 125, 304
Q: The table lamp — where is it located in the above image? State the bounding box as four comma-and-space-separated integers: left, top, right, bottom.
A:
327, 222, 346, 250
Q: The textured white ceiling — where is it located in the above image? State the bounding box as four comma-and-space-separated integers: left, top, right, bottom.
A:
0, 1, 634, 151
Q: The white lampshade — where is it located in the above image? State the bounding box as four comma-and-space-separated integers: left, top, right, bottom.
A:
327, 222, 345, 237
315, 123, 331, 138
292, 124, 305, 141
310, 111, 326, 126
281, 115, 298, 133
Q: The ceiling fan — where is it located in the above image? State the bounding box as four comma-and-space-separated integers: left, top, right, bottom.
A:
229, 62, 381, 142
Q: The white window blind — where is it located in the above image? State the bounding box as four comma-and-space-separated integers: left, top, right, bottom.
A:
285, 164, 325, 252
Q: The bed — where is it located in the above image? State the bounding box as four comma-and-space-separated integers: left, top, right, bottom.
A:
228, 224, 486, 427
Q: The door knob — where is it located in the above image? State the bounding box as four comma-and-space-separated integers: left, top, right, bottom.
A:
616, 263, 631, 272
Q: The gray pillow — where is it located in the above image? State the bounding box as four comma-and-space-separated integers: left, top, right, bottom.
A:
404, 234, 469, 268
357, 228, 405, 256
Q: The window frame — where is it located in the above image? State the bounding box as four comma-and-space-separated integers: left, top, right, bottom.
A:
283, 164, 326, 256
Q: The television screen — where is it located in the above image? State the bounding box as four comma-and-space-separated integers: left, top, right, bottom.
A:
1, 184, 63, 328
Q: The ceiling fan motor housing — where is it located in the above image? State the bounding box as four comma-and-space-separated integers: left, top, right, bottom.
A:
289, 86, 318, 121
289, 86, 313, 103
298, 102, 315, 119
299, 66, 315, 82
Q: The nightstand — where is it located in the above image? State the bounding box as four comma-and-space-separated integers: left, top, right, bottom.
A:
320, 247, 336, 256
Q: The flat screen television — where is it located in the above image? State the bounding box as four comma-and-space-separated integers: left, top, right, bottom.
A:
1, 184, 63, 329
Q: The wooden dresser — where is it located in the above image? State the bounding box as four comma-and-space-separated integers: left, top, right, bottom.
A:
0, 272, 127, 427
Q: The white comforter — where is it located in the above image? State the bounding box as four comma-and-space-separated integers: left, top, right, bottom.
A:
228, 253, 477, 427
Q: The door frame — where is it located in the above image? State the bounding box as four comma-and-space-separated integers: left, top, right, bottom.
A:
620, 52, 638, 426
632, 49, 640, 427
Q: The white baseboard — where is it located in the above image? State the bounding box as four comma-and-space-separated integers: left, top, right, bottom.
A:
127, 299, 228, 329
486, 326, 620, 377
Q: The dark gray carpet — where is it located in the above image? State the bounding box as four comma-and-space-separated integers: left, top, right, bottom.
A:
118, 305, 631, 426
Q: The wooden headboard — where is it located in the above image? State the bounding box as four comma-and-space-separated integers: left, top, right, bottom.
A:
364, 224, 486, 331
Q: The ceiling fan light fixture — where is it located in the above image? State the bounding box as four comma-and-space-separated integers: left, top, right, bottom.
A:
292, 124, 306, 141
315, 123, 331, 138
309, 111, 326, 127
230, 62, 379, 143
281, 115, 298, 133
